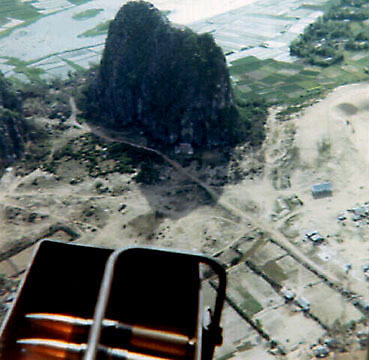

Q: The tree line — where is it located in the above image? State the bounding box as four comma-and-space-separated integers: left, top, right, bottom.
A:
290, 0, 369, 66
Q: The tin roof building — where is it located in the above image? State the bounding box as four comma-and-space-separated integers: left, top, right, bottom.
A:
311, 181, 332, 199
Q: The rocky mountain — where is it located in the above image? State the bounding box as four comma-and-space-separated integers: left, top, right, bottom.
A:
86, 1, 240, 149
0, 73, 27, 169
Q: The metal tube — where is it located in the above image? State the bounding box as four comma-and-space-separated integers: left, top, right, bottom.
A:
17, 338, 173, 360
84, 248, 118, 360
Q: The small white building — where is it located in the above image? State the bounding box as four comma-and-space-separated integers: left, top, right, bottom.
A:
311, 181, 332, 198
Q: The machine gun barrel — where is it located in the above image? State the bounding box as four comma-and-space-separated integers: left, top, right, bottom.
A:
25, 313, 193, 358
17, 338, 173, 360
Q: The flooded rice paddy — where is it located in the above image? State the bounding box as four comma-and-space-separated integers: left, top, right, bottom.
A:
0, 0, 330, 79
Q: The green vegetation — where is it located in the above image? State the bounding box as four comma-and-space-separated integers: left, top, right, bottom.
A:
0, 0, 40, 23
236, 96, 268, 146
262, 262, 288, 283
15, 67, 45, 82
0, 0, 41, 39
0, 71, 27, 171
290, 0, 369, 65
48, 135, 134, 177
61, 58, 85, 72
72, 9, 103, 20
230, 54, 369, 113
229, 0, 369, 118
78, 20, 111, 37
67, 0, 92, 5
0, 0, 98, 38
134, 162, 160, 185
236, 287, 263, 316
0, 108, 25, 168
41, 134, 162, 178
4, 57, 45, 82
0, 71, 22, 112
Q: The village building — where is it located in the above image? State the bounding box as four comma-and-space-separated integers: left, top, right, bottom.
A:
174, 143, 194, 155
311, 181, 332, 198
313, 345, 329, 358
296, 297, 310, 312
281, 287, 295, 302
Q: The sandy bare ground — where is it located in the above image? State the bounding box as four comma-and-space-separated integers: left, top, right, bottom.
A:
293, 83, 368, 227
230, 82, 368, 246
233, 82, 368, 221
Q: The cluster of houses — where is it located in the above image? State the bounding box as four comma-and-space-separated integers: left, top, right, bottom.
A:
280, 287, 334, 358
335, 203, 369, 228
348, 203, 369, 222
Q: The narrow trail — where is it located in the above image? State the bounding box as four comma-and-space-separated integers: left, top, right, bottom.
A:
67, 97, 87, 131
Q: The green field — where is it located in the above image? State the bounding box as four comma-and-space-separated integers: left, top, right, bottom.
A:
262, 262, 288, 283
72, 9, 103, 20
60, 58, 85, 72
0, 0, 41, 38
2, 56, 46, 82
78, 20, 111, 37
236, 287, 263, 316
67, 0, 92, 5
0, 0, 39, 23
230, 53, 369, 107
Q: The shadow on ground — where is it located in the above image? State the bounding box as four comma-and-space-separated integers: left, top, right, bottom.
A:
127, 148, 233, 238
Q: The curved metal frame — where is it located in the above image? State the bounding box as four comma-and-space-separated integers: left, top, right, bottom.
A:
84, 246, 226, 360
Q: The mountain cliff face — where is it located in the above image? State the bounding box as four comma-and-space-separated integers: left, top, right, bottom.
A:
87, 1, 240, 149
0, 73, 27, 169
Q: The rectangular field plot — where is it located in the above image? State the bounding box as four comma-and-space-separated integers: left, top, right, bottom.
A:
230, 56, 308, 103
303, 282, 364, 328
262, 261, 289, 283
31, 56, 64, 67
267, 255, 364, 329
254, 306, 325, 352
230, 52, 369, 104
30, 56, 65, 70
31, 0, 73, 14
250, 241, 287, 267
44, 63, 76, 77
189, 0, 331, 64
298, 79, 320, 89
261, 74, 286, 84
72, 55, 100, 69
0, 0, 40, 22
247, 69, 270, 81
227, 264, 284, 316
58, 51, 100, 69
201, 282, 273, 360
269, 255, 319, 290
